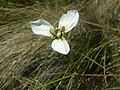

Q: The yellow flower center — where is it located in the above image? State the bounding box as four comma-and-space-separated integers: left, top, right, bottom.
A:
50, 26, 65, 39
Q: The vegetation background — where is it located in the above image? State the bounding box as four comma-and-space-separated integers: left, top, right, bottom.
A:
0, 0, 120, 90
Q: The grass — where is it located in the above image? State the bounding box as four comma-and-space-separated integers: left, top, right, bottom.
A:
0, 0, 120, 90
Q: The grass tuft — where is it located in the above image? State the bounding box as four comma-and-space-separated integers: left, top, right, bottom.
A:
0, 0, 120, 90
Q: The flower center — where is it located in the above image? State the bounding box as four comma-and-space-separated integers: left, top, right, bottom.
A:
50, 26, 65, 39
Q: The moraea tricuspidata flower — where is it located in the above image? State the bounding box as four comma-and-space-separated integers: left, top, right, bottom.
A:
30, 10, 79, 55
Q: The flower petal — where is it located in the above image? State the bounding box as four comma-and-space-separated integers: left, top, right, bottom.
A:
30, 19, 53, 36
51, 39, 70, 55
59, 10, 79, 32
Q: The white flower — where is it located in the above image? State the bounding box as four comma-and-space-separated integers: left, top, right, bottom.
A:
30, 10, 79, 55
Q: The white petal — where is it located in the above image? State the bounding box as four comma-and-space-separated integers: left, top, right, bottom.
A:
59, 10, 79, 32
51, 39, 70, 55
30, 19, 53, 36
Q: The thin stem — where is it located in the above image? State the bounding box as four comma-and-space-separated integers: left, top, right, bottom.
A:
81, 20, 120, 31
66, 54, 93, 90
34, 73, 77, 90
0, 74, 118, 79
